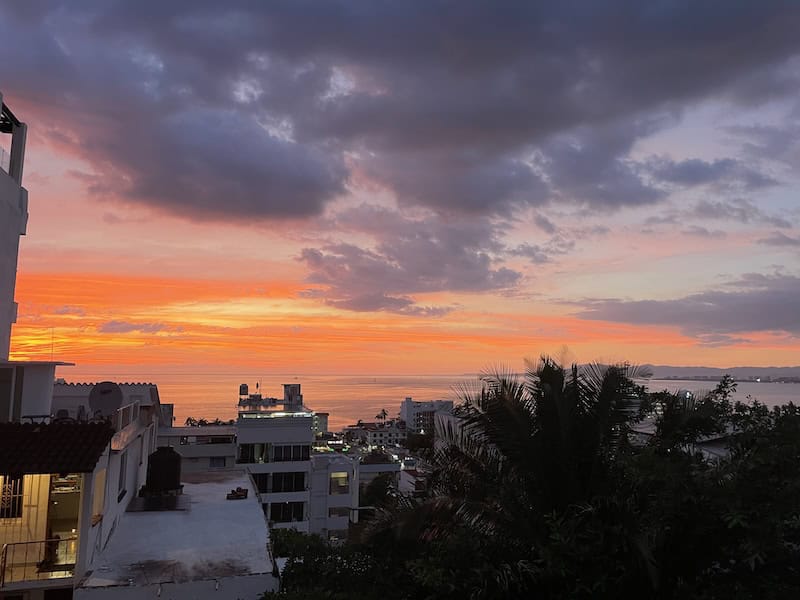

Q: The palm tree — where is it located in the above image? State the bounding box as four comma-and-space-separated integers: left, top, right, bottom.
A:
375, 408, 388, 423
364, 357, 652, 597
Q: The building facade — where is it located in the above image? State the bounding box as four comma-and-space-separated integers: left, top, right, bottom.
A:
0, 93, 27, 361
236, 384, 359, 537
399, 397, 454, 434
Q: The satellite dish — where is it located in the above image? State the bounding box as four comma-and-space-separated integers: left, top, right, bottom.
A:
89, 381, 124, 421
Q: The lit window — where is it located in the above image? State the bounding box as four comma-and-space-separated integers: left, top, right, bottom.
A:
0, 475, 23, 519
329, 472, 349, 495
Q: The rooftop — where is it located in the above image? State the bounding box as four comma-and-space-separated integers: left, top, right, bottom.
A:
78, 471, 272, 589
0, 422, 114, 475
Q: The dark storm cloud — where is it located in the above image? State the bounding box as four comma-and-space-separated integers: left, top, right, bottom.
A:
297, 206, 520, 314
1, 1, 799, 219
574, 273, 800, 341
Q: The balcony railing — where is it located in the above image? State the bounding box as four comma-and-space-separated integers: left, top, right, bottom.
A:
0, 537, 77, 588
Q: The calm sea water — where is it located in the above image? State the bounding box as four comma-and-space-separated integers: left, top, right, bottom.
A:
56, 371, 799, 432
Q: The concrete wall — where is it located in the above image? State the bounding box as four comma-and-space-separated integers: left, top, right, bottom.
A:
0, 168, 26, 361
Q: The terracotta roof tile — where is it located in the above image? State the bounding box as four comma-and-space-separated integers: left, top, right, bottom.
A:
0, 422, 115, 475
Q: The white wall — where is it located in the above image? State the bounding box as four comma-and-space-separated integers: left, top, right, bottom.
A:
0, 156, 26, 360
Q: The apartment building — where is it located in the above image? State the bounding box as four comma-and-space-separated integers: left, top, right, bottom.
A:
399, 397, 454, 434
236, 384, 358, 537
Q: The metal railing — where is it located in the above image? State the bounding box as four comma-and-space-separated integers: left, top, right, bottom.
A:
0, 537, 77, 588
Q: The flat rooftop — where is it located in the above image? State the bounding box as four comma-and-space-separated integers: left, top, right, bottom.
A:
78, 470, 272, 589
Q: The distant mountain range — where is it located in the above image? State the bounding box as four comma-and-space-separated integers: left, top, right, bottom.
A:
644, 365, 800, 380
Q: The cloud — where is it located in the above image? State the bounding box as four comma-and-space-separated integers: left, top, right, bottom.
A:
510, 235, 576, 264
574, 272, 800, 342
648, 157, 777, 190
645, 198, 793, 231
1, 1, 799, 220
98, 320, 168, 334
681, 225, 726, 239
758, 231, 800, 247
298, 206, 520, 314
52, 305, 86, 316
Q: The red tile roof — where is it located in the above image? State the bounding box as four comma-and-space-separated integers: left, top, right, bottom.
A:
0, 422, 115, 475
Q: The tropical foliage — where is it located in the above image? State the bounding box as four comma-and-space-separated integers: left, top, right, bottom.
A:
268, 360, 800, 599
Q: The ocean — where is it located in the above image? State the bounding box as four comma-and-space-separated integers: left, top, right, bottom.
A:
56, 370, 800, 432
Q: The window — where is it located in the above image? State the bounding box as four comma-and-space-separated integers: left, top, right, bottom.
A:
272, 472, 305, 492
117, 451, 127, 502
328, 506, 349, 518
209, 456, 226, 469
273, 445, 310, 462
253, 473, 269, 493
0, 475, 23, 519
238, 443, 268, 463
270, 501, 305, 523
329, 472, 349, 495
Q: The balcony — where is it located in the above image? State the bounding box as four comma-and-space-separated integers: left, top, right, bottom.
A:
0, 537, 77, 589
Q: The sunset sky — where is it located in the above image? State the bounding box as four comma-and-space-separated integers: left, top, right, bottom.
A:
1, 1, 799, 379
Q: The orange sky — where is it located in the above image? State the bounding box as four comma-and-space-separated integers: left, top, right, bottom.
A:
3, 4, 799, 378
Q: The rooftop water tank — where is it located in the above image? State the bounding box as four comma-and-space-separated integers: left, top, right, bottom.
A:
145, 446, 182, 495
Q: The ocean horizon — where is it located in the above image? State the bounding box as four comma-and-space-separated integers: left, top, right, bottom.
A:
54, 369, 798, 432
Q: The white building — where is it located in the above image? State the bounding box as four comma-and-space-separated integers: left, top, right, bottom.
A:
308, 454, 358, 542
365, 421, 407, 447
0, 92, 28, 361
399, 397, 454, 434
0, 93, 278, 599
157, 424, 237, 473
236, 384, 359, 537
0, 380, 162, 598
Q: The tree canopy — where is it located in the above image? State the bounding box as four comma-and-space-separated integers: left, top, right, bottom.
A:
269, 362, 800, 599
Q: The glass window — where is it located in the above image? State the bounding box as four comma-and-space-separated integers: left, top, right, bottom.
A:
209, 456, 226, 468
0, 475, 23, 519
270, 501, 305, 523
328, 506, 349, 518
329, 472, 349, 495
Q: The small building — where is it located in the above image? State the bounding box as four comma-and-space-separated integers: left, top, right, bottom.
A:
365, 421, 407, 447
157, 425, 237, 473
308, 453, 359, 541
